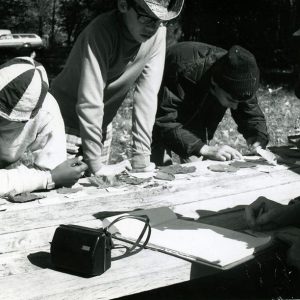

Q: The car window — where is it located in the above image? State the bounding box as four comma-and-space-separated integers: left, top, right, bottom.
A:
0, 35, 13, 40
18, 34, 36, 38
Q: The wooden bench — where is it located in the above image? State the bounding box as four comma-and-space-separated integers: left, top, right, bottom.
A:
1, 158, 300, 299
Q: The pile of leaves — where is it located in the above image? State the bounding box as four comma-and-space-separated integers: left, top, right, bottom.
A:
88, 173, 152, 189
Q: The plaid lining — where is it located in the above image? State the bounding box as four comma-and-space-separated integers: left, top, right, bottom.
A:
66, 123, 113, 165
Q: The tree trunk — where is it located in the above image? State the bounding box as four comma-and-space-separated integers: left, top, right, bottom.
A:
50, 0, 57, 46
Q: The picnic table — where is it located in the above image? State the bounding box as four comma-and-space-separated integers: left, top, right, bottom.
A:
1, 152, 300, 300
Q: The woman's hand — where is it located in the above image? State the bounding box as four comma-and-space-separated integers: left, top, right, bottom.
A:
245, 196, 290, 230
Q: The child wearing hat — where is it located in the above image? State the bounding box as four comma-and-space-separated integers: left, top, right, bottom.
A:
0, 57, 87, 196
151, 41, 269, 165
50, 0, 184, 176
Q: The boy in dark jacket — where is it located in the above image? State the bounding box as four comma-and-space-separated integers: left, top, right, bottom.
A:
151, 42, 269, 165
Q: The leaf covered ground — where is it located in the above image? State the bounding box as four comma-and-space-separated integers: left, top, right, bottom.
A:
110, 84, 300, 163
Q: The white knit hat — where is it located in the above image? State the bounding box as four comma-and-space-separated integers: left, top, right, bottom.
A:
0, 57, 49, 122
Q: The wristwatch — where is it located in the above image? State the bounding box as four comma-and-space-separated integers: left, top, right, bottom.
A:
46, 172, 55, 190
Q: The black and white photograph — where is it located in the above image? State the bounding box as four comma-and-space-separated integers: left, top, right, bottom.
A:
0, 0, 300, 299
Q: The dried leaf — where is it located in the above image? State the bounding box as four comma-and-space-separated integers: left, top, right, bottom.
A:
230, 161, 257, 169
159, 164, 196, 175
256, 147, 277, 165
120, 176, 152, 185
56, 187, 83, 194
143, 182, 160, 188
208, 164, 238, 173
7, 192, 46, 203
154, 171, 175, 181
88, 173, 152, 188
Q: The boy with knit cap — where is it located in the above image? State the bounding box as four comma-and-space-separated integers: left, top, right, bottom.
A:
0, 57, 87, 196
50, 0, 184, 176
151, 42, 269, 165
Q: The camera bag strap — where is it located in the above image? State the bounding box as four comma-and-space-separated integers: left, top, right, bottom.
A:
106, 215, 151, 252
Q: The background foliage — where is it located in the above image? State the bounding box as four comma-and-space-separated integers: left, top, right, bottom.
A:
0, 0, 299, 68
181, 0, 300, 68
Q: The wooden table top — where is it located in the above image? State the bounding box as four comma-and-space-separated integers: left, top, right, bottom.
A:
1, 157, 300, 300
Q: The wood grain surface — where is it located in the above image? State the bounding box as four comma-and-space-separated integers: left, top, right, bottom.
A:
0, 158, 299, 299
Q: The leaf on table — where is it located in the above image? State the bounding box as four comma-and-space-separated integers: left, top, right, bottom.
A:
159, 164, 196, 175
88, 173, 152, 188
120, 175, 152, 185
154, 171, 175, 181
143, 182, 160, 188
6, 192, 46, 203
208, 164, 238, 173
56, 187, 83, 194
256, 147, 277, 165
230, 161, 257, 169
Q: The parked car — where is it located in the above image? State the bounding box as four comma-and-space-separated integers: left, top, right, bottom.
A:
0, 33, 44, 49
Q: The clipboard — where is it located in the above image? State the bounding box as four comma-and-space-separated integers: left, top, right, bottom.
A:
103, 207, 274, 270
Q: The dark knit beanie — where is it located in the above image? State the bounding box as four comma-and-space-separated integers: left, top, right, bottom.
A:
213, 45, 260, 101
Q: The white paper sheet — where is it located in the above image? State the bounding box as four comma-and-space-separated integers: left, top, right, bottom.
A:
103, 207, 272, 269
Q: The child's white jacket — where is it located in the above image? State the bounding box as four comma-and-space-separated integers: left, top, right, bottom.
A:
0, 93, 66, 196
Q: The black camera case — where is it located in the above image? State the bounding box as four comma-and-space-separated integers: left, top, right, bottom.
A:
50, 224, 112, 276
